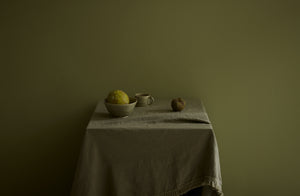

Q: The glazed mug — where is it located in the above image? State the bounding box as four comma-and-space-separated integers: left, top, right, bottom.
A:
135, 93, 154, 107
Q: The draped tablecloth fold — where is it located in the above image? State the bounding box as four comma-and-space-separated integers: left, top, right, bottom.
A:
71, 99, 223, 196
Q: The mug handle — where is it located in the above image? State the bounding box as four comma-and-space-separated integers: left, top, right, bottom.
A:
148, 96, 154, 105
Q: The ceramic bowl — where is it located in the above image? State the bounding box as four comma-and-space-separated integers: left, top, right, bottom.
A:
104, 97, 137, 117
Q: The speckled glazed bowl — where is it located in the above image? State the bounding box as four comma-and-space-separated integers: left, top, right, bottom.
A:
104, 97, 137, 117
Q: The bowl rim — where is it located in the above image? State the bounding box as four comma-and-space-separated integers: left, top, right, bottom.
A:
104, 97, 137, 105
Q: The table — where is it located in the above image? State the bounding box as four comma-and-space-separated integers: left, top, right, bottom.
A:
71, 99, 223, 196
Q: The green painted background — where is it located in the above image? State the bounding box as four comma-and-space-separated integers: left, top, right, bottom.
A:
1, 0, 299, 195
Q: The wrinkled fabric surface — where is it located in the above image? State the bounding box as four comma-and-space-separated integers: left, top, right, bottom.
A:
71, 99, 223, 196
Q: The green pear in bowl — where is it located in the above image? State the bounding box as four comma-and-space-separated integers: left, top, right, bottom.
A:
105, 90, 137, 117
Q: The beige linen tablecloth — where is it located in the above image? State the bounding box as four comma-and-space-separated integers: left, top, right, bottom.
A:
71, 99, 223, 196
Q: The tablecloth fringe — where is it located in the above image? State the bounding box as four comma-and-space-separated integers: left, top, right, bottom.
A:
160, 176, 223, 196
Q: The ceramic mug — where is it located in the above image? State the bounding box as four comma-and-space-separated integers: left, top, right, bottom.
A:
135, 93, 154, 107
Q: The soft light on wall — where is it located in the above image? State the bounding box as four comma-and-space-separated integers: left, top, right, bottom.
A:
0, 0, 299, 195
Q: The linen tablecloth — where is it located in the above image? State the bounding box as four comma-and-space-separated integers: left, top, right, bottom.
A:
71, 99, 223, 196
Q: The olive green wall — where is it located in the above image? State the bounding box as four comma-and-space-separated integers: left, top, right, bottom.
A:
1, 0, 299, 195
